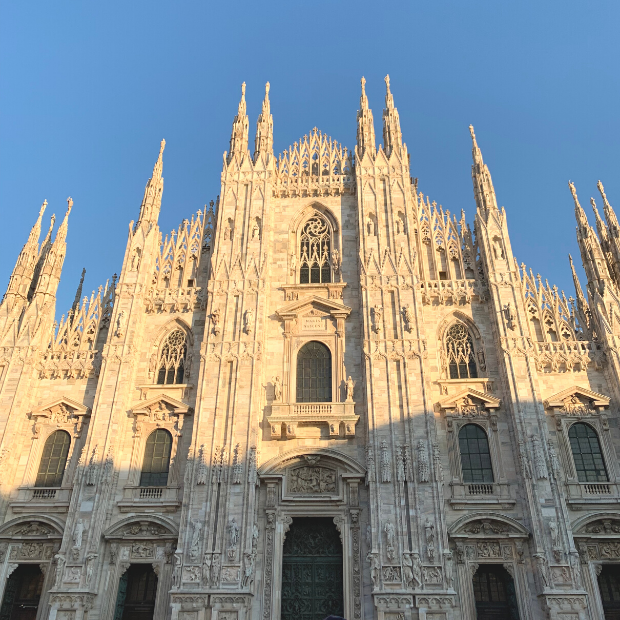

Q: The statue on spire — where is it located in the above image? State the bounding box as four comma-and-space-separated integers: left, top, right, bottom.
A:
228, 82, 249, 163
254, 82, 273, 161
382, 74, 402, 157
356, 76, 376, 158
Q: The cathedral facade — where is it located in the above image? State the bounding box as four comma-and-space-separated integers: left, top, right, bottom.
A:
1, 76, 620, 620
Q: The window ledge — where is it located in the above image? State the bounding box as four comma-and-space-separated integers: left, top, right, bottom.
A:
565, 481, 620, 506
136, 384, 194, 401
268, 402, 358, 439
118, 486, 181, 513
10, 487, 72, 513
448, 481, 515, 510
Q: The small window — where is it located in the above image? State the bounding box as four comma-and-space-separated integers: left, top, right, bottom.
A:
296, 341, 332, 403
568, 423, 608, 482
459, 424, 494, 483
439, 271, 448, 280
139, 429, 172, 487
445, 323, 478, 379
187, 279, 194, 288
299, 215, 331, 284
35, 430, 71, 487
156, 330, 187, 385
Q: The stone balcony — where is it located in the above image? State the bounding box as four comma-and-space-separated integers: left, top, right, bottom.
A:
268, 402, 359, 439
448, 481, 515, 510
11, 487, 72, 513
117, 486, 181, 513
565, 481, 620, 506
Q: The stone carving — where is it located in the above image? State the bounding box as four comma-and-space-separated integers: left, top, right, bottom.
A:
402, 551, 422, 589
402, 305, 414, 332
560, 394, 596, 416
503, 303, 516, 330
243, 308, 254, 335
289, 466, 336, 494
196, 445, 207, 485
242, 552, 255, 588
584, 519, 620, 534
248, 447, 258, 486
384, 521, 395, 561
273, 376, 282, 401
72, 519, 84, 560
532, 435, 548, 480
380, 441, 391, 483
210, 553, 221, 586
518, 439, 532, 479
372, 305, 383, 333
184, 566, 201, 582
383, 565, 402, 582
548, 440, 561, 479
221, 567, 240, 582
432, 441, 444, 483
366, 446, 375, 485
211, 307, 221, 335
425, 520, 436, 563
534, 553, 551, 588
228, 519, 239, 550
86, 445, 99, 485
423, 565, 443, 585
367, 551, 380, 589
232, 443, 242, 484
12, 522, 53, 536
444, 551, 454, 589
189, 521, 202, 561
477, 542, 501, 558
346, 375, 355, 401
131, 542, 154, 558
417, 440, 429, 483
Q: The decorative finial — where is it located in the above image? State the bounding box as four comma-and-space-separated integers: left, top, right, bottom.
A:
265, 82, 270, 96
568, 181, 580, 205
67, 197, 73, 212
40, 199, 48, 215
160, 139, 166, 155
241, 82, 246, 98
384, 74, 391, 94
361, 76, 366, 95
598, 180, 611, 209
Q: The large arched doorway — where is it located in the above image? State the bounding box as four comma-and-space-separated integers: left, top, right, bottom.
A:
598, 565, 620, 619
473, 564, 520, 619
113, 564, 158, 620
0, 565, 44, 620
281, 517, 343, 620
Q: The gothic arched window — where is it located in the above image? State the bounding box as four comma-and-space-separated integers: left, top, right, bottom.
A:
568, 423, 608, 482
156, 329, 187, 385
299, 215, 331, 284
140, 429, 172, 487
35, 430, 71, 487
445, 323, 478, 379
296, 341, 332, 403
459, 424, 494, 483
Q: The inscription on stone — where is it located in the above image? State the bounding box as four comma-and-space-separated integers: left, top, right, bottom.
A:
302, 317, 326, 331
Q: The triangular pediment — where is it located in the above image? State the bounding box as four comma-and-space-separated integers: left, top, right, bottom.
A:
130, 394, 191, 416
544, 385, 610, 410
439, 388, 501, 412
32, 396, 90, 417
276, 295, 351, 319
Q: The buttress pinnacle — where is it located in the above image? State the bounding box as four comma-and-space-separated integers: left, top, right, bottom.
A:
357, 76, 376, 158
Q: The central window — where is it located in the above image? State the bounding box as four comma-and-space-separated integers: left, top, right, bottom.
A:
296, 341, 332, 402
445, 323, 478, 379
299, 215, 331, 284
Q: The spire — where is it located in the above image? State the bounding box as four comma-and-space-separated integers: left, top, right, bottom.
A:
569, 181, 589, 232
71, 267, 86, 317
382, 75, 403, 157
469, 125, 499, 216
591, 197, 609, 245
254, 82, 273, 161
32, 198, 72, 299
598, 180, 620, 236
3, 200, 48, 301
356, 77, 376, 158
569, 253, 588, 313
27, 212, 56, 301
228, 82, 249, 163
136, 140, 165, 229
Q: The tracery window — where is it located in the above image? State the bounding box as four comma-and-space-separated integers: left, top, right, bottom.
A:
139, 429, 172, 487
299, 215, 331, 284
459, 424, 494, 483
296, 341, 332, 403
35, 430, 71, 487
445, 323, 478, 379
568, 423, 608, 482
156, 329, 187, 385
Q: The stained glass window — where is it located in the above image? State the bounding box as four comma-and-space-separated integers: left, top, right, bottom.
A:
296, 341, 332, 403
156, 330, 187, 385
299, 216, 331, 284
139, 429, 172, 487
446, 323, 478, 379
35, 430, 71, 487
568, 423, 608, 482
459, 424, 494, 483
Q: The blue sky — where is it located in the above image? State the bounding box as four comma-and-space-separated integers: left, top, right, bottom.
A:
1, 1, 619, 315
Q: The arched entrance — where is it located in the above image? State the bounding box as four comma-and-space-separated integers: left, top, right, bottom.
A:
473, 564, 520, 620
113, 564, 158, 620
598, 565, 620, 620
0, 565, 44, 620
281, 517, 343, 620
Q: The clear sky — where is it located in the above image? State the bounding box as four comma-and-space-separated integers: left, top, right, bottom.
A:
1, 1, 619, 316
